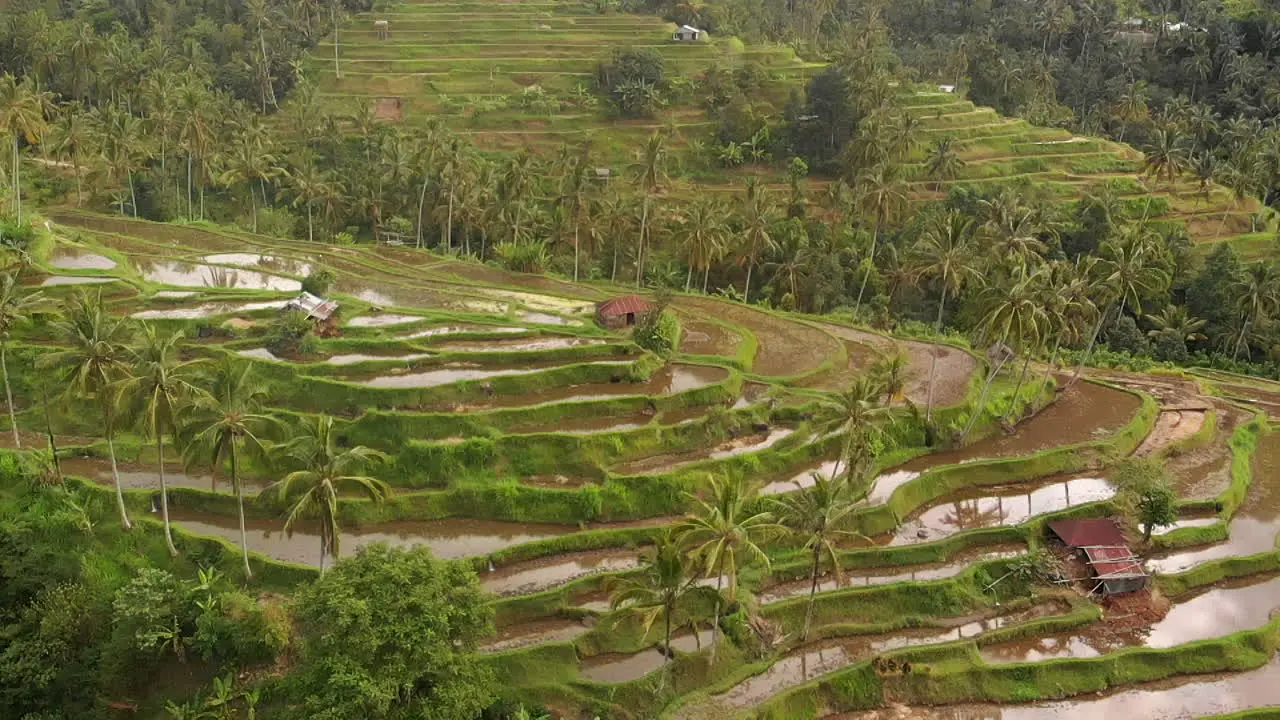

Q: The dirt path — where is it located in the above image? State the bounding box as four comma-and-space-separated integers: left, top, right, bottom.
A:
813, 323, 978, 407
1093, 373, 1212, 457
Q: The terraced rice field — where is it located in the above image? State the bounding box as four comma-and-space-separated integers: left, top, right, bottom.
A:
22, 211, 1280, 718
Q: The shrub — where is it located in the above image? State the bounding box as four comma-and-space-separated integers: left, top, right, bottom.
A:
0, 219, 34, 251
595, 48, 666, 117
494, 241, 551, 273
634, 308, 680, 356
265, 310, 317, 357
301, 267, 336, 297
192, 590, 290, 665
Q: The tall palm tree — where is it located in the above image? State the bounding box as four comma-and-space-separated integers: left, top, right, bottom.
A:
630, 132, 668, 288
678, 475, 779, 665
94, 103, 150, 217
924, 137, 964, 190
46, 102, 94, 207
677, 196, 729, 292
771, 473, 860, 641
607, 532, 697, 688
1142, 128, 1189, 187
267, 415, 389, 575
853, 162, 909, 312
737, 179, 778, 300
288, 152, 338, 242
115, 324, 205, 556
0, 274, 45, 451
0, 73, 52, 223
1072, 233, 1171, 382
39, 290, 132, 528
178, 80, 215, 220
181, 359, 277, 579
962, 268, 1048, 440
554, 142, 594, 281
1228, 262, 1280, 361
817, 376, 891, 487
1036, 258, 1097, 394
911, 211, 982, 421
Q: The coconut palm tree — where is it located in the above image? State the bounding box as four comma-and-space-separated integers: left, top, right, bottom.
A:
631, 132, 668, 288
871, 352, 910, 407
677, 196, 729, 292
911, 210, 982, 422
817, 376, 891, 487
115, 324, 206, 556
1142, 128, 1189, 188
770, 473, 861, 641
962, 268, 1048, 440
267, 414, 389, 575
39, 290, 132, 528
1036, 258, 1097, 394
0, 73, 51, 223
1228, 262, 1280, 361
678, 475, 779, 666
554, 141, 594, 281
607, 531, 697, 688
924, 137, 964, 190
737, 178, 778, 301
287, 151, 338, 243
1144, 305, 1207, 346
46, 102, 94, 207
853, 162, 909, 312
181, 359, 278, 579
0, 273, 45, 450
1072, 232, 1171, 381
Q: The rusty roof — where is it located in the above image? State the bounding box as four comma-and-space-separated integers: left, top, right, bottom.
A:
1084, 545, 1146, 579
596, 295, 652, 318
1047, 518, 1126, 548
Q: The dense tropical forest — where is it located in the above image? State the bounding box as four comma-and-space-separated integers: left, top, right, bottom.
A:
2, 0, 1280, 716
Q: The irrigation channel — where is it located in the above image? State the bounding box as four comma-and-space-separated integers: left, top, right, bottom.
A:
30, 214, 1280, 718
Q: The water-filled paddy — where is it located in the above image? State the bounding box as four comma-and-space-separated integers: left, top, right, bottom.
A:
40, 275, 115, 286
48, 246, 117, 270
130, 300, 288, 319
481, 548, 641, 596
136, 259, 301, 291
353, 360, 632, 389
579, 629, 717, 683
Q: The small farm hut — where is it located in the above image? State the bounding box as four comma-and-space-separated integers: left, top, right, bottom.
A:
673, 25, 704, 41
285, 291, 339, 322
596, 295, 652, 329
1047, 518, 1149, 595
374, 19, 389, 39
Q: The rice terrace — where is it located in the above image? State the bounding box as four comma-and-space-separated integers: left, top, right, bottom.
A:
6, 0, 1280, 718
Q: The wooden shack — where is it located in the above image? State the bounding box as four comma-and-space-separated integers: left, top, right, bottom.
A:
1048, 518, 1149, 595
596, 295, 652, 329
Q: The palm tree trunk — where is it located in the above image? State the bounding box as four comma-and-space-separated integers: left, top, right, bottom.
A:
685, 265, 692, 291
703, 266, 710, 293
1233, 318, 1251, 361
319, 543, 326, 576
744, 261, 754, 301
307, 202, 314, 243
853, 226, 878, 313
416, 173, 431, 249
611, 239, 619, 282
40, 383, 60, 482
1006, 353, 1033, 422
637, 195, 649, 288
187, 153, 193, 219
12, 133, 21, 224
105, 408, 131, 530
157, 434, 178, 557
231, 441, 252, 580
1071, 300, 1114, 387
710, 556, 725, 666
73, 157, 83, 207
250, 188, 258, 233
803, 544, 821, 641
128, 171, 138, 218
1, 340, 18, 449
573, 224, 579, 282
661, 599, 673, 690
925, 289, 948, 423
960, 330, 1011, 442
1038, 336, 1062, 398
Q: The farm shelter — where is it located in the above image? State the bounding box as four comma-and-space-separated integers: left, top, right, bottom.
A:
596, 295, 652, 329
673, 24, 703, 41
1047, 518, 1149, 595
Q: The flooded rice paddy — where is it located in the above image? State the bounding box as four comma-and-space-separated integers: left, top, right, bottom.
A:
676, 297, 842, 378
891, 476, 1115, 545
756, 545, 1026, 604
612, 427, 796, 475
136, 259, 301, 291
324, 351, 433, 365
168, 510, 575, 564
1147, 429, 1280, 574
434, 336, 607, 352
346, 313, 427, 327
465, 364, 729, 409
480, 618, 592, 653
516, 310, 582, 326
353, 360, 632, 389
130, 299, 288, 319
237, 348, 280, 361
399, 325, 529, 339
202, 253, 312, 276
62, 456, 271, 494
481, 548, 641, 596
579, 629, 717, 684
680, 320, 743, 356
40, 275, 115, 286
48, 246, 116, 270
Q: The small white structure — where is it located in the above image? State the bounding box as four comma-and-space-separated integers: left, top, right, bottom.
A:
938, 84, 956, 93
673, 24, 703, 41
284, 292, 339, 322
374, 19, 389, 40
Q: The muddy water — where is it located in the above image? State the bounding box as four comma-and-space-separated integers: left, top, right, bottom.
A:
857, 656, 1280, 719
61, 457, 271, 494
891, 476, 1115, 545
481, 288, 594, 315
131, 300, 288, 319
471, 364, 729, 410
346, 313, 426, 327
517, 311, 581, 326
325, 352, 432, 366
731, 381, 773, 409
1169, 402, 1242, 499
757, 546, 1026, 604
153, 290, 197, 298
237, 348, 280, 361
1148, 430, 1280, 574
0, 430, 95, 450
579, 629, 717, 684
612, 428, 796, 475
337, 279, 506, 314
709, 609, 1053, 711
512, 413, 653, 435
137, 259, 301, 291
481, 548, 641, 596
680, 320, 742, 356
167, 509, 572, 564
434, 337, 607, 352
354, 360, 632, 389
40, 275, 115, 286
479, 618, 591, 653
400, 325, 529, 339
675, 297, 842, 378
202, 253, 312, 276
49, 247, 116, 270
1153, 516, 1218, 535
980, 573, 1280, 665
759, 458, 843, 496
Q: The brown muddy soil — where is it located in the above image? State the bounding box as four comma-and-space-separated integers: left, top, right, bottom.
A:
1167, 401, 1243, 499
814, 323, 978, 407
675, 297, 841, 378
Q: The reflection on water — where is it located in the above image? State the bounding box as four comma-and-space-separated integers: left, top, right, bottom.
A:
579, 629, 717, 683
435, 337, 607, 352
470, 364, 729, 410
346, 313, 427, 327
613, 428, 796, 475
354, 360, 632, 389
1148, 431, 1280, 574
168, 509, 571, 564
49, 247, 117, 270
480, 618, 591, 653
891, 476, 1114, 545
203, 253, 312, 276
325, 352, 432, 366
517, 310, 582, 326
61, 456, 270, 493
137, 259, 301, 291
41, 275, 115, 286
237, 348, 279, 361
482, 548, 641, 596
131, 300, 288, 319
400, 325, 529, 339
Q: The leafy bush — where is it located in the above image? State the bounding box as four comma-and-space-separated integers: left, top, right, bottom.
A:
193, 590, 290, 665
301, 267, 336, 297
595, 48, 666, 117
494, 241, 551, 273
0, 219, 34, 251
265, 310, 317, 357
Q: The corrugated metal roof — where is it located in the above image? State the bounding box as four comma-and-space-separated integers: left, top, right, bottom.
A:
1048, 518, 1126, 548
596, 295, 652, 318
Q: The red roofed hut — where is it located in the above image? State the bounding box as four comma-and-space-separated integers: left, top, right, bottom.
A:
1048, 518, 1148, 595
596, 295, 652, 330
